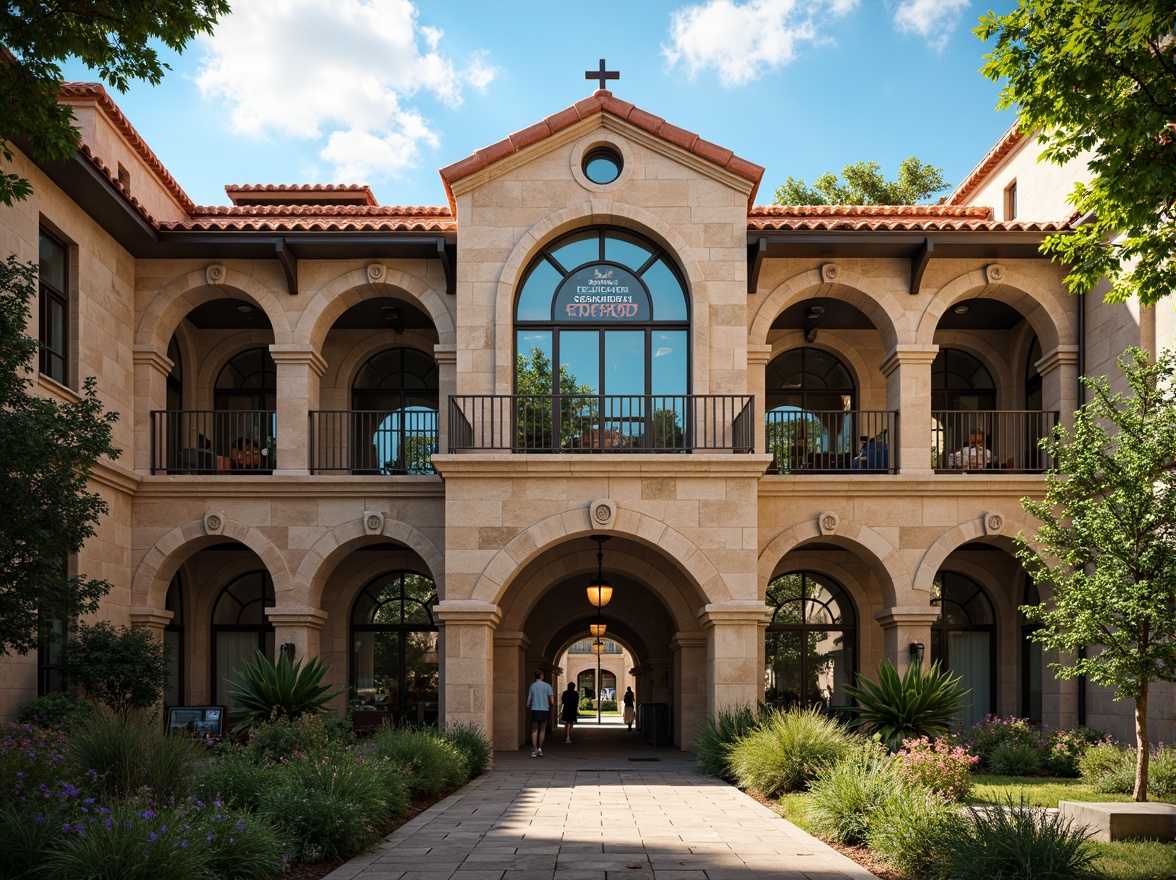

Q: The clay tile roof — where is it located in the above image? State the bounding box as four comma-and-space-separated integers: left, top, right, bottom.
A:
161, 203, 454, 232
944, 122, 1025, 206
225, 183, 379, 206
439, 89, 765, 212
746, 203, 1067, 232
60, 82, 197, 215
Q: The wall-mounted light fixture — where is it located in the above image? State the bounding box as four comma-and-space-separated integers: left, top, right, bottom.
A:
908, 642, 925, 666
280, 642, 296, 662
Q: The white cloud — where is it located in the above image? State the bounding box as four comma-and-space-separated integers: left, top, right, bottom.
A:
195, 0, 495, 183
663, 0, 858, 87
893, 0, 972, 50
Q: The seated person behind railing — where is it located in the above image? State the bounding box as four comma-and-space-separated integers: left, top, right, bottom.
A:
947, 432, 992, 469
851, 435, 888, 470
230, 437, 261, 469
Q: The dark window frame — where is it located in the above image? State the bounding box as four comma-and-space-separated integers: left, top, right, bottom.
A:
931, 570, 997, 719
210, 570, 275, 710
38, 229, 69, 385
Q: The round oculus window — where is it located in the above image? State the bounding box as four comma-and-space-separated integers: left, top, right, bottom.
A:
582, 147, 622, 185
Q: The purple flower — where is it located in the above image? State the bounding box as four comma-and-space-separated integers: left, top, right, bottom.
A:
62, 823, 70, 832
235, 821, 245, 831
181, 841, 189, 849
105, 818, 113, 828
149, 832, 157, 842
141, 810, 155, 820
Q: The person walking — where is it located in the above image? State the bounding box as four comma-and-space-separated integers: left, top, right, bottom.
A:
560, 682, 579, 744
527, 669, 554, 757
623, 686, 636, 731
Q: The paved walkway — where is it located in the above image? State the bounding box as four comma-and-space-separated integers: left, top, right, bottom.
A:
326, 719, 880, 880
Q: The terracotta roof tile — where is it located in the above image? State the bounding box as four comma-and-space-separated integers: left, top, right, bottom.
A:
745, 203, 1067, 232
225, 183, 378, 206
439, 89, 764, 210
945, 122, 1026, 205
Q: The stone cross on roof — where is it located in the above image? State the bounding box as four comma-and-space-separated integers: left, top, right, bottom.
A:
585, 59, 619, 91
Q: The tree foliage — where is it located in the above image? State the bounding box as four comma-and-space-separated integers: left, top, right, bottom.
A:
0, 0, 229, 205
514, 346, 594, 450
1017, 347, 1176, 801
60, 621, 167, 719
772, 157, 949, 205
0, 257, 120, 655
977, 1, 1176, 305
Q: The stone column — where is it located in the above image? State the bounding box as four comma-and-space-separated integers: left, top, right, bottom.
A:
265, 607, 329, 661
132, 346, 174, 473
435, 344, 456, 455
746, 344, 773, 457
269, 346, 326, 476
874, 607, 940, 675
493, 630, 529, 748
435, 600, 501, 741
1037, 345, 1079, 431
129, 607, 173, 641
698, 601, 772, 713
881, 345, 938, 474
671, 633, 707, 750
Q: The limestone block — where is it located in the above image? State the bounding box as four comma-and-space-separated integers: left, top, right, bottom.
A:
1058, 801, 1176, 843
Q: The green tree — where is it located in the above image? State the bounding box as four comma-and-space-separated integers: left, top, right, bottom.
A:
60, 621, 167, 719
0, 257, 120, 655
1017, 348, 1176, 801
514, 347, 595, 450
772, 158, 949, 205
0, 0, 229, 205
977, 2, 1176, 305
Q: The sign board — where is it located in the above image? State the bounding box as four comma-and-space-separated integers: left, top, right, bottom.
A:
166, 706, 225, 736
553, 264, 650, 321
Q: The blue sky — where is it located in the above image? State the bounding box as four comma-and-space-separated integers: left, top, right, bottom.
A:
60, 0, 1020, 209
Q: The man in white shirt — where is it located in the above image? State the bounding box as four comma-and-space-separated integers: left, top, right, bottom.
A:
947, 432, 993, 469
527, 669, 555, 757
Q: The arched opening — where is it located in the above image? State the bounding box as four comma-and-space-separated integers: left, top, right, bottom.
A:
349, 570, 439, 726
164, 574, 184, 708
211, 570, 275, 713
931, 570, 995, 728
349, 348, 439, 474
764, 571, 857, 713
214, 347, 277, 472
931, 348, 996, 470
513, 227, 690, 450
1021, 578, 1043, 723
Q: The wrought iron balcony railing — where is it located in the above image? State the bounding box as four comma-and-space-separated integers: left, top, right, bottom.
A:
767, 410, 898, 474
309, 409, 438, 474
932, 410, 1057, 473
151, 410, 275, 474
449, 394, 755, 453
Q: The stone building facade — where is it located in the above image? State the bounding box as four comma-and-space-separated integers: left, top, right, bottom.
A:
1, 83, 1171, 748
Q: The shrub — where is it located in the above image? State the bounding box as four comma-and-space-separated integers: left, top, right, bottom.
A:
258, 749, 392, 863
865, 788, 956, 877
694, 704, 761, 782
192, 750, 271, 811
246, 713, 352, 761
60, 621, 168, 720
66, 710, 203, 800
966, 715, 1044, 769
184, 800, 286, 880
843, 660, 968, 750
929, 797, 1099, 880
369, 726, 466, 797
895, 735, 977, 801
1044, 726, 1105, 777
227, 651, 346, 735
1, 722, 70, 808
1081, 742, 1176, 797
1148, 744, 1176, 797
599, 700, 617, 712
728, 706, 851, 798
988, 740, 1044, 776
15, 693, 96, 729
440, 723, 493, 778
0, 804, 57, 879
805, 744, 904, 844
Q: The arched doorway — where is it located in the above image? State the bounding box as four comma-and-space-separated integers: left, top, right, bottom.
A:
764, 571, 857, 713
214, 347, 276, 471
932, 348, 996, 470
349, 570, 439, 726
931, 570, 995, 728
210, 570, 274, 713
514, 227, 690, 450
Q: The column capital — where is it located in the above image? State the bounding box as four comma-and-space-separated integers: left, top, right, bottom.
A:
881, 344, 939, 377
268, 345, 327, 376
746, 344, 773, 367
435, 600, 502, 627
493, 630, 530, 649
132, 345, 174, 374
670, 633, 707, 651
265, 606, 329, 629
130, 607, 173, 629
697, 601, 772, 628
1037, 344, 1080, 375
874, 606, 939, 628
434, 343, 458, 366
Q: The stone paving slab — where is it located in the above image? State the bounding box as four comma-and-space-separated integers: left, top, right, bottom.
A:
325, 725, 879, 880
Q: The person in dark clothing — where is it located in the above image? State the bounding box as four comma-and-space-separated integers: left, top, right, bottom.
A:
623, 686, 636, 730
560, 682, 579, 743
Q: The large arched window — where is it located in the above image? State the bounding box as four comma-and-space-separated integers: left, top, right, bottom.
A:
351, 348, 439, 473
931, 348, 995, 411
350, 571, 439, 725
215, 348, 276, 470
932, 349, 996, 469
211, 571, 274, 712
931, 571, 995, 728
164, 574, 184, 708
765, 572, 856, 712
514, 228, 689, 450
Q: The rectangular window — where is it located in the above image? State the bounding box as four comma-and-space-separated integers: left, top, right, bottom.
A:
38, 230, 68, 385
37, 617, 67, 696
1004, 181, 1018, 221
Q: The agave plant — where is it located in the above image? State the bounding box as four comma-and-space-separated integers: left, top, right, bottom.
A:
228, 650, 346, 734
843, 659, 969, 750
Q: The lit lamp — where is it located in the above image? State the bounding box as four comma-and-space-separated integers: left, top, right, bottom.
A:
587, 535, 612, 724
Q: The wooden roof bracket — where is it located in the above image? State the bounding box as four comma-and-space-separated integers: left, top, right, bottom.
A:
748, 236, 767, 294
275, 239, 298, 294
910, 236, 934, 295
438, 238, 456, 295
